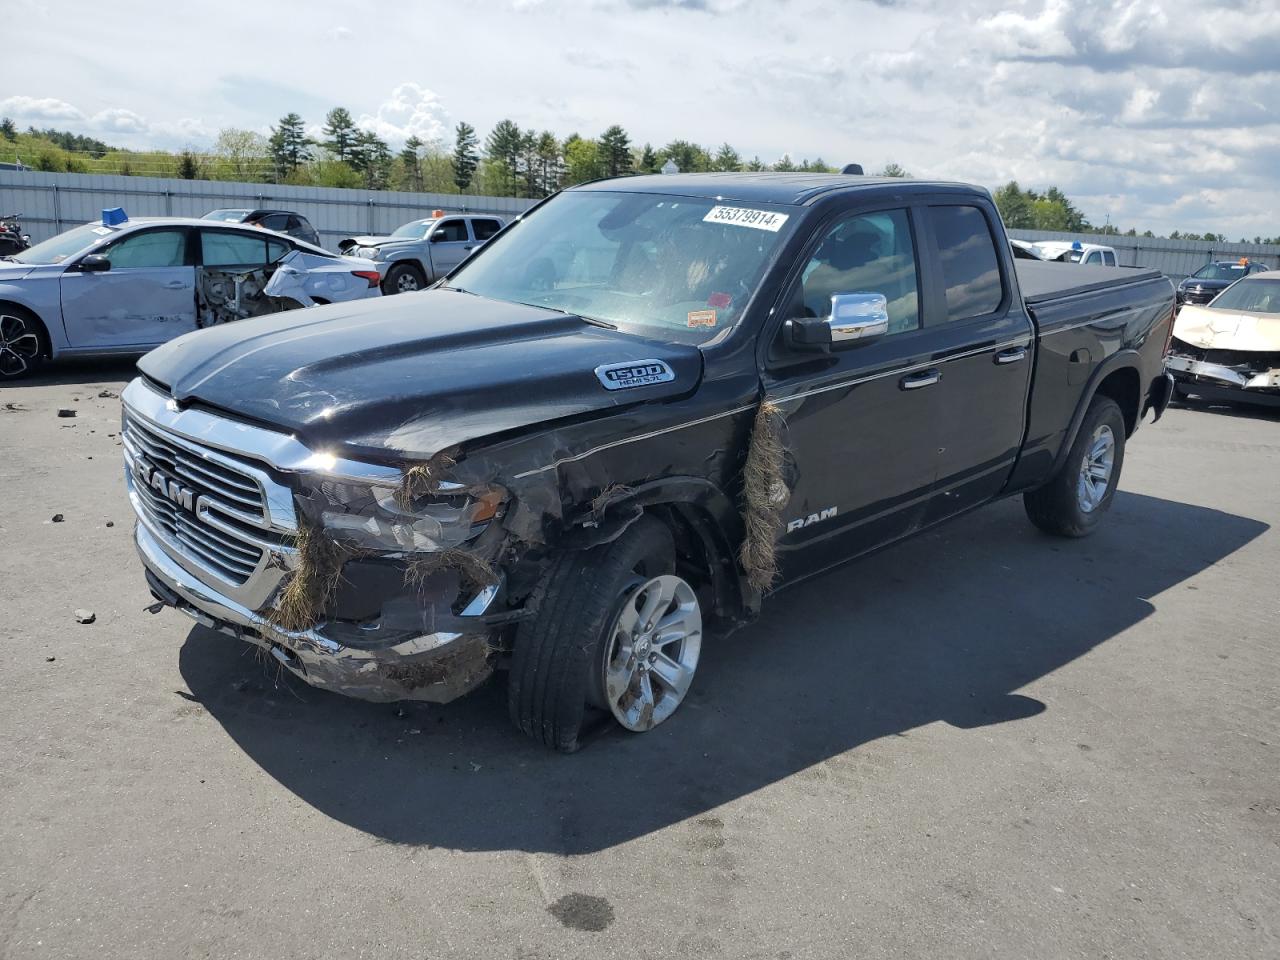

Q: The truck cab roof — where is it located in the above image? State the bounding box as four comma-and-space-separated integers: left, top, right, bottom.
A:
570, 172, 987, 207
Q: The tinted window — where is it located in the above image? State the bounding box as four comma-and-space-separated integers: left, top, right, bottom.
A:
434, 219, 469, 243
1193, 262, 1248, 281
1103, 250, 1117, 266
1084, 251, 1102, 265
257, 214, 289, 231
103, 229, 187, 268
266, 238, 291, 262
202, 230, 273, 266
930, 205, 1002, 322
799, 209, 920, 335
472, 218, 501, 241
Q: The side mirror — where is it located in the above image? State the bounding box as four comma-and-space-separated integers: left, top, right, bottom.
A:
429, 232, 445, 243
788, 292, 889, 350
77, 254, 111, 273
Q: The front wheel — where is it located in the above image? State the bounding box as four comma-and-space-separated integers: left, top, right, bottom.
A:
507, 515, 703, 752
1024, 395, 1126, 537
0, 307, 47, 380
382, 263, 426, 295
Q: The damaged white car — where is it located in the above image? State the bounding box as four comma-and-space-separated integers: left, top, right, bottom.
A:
0, 210, 381, 380
1168, 269, 1280, 409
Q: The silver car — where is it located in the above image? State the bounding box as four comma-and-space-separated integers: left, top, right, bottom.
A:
0, 215, 381, 380
339, 212, 505, 294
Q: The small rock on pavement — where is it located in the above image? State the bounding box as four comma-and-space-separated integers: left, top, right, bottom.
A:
45, 656, 56, 662
51, 513, 64, 523
57, 409, 77, 418
97, 389, 118, 399
74, 609, 96, 624
106, 521, 114, 528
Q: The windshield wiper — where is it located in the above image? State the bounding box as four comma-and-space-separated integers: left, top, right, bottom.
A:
520, 300, 617, 329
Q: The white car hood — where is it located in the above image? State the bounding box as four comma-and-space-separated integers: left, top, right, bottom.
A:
1174, 304, 1280, 352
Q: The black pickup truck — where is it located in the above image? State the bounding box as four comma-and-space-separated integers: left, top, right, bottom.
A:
123, 173, 1175, 751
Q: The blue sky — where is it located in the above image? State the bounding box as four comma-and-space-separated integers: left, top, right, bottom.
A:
4, 0, 1278, 237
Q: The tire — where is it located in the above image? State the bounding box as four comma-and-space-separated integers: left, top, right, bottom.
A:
383, 263, 426, 295
1024, 396, 1126, 537
507, 515, 704, 752
0, 305, 48, 381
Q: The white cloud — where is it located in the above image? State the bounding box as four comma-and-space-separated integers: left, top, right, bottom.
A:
91, 108, 149, 134
0, 95, 85, 123
356, 83, 451, 147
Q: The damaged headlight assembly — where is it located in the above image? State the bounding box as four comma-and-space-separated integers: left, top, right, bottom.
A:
297, 476, 506, 553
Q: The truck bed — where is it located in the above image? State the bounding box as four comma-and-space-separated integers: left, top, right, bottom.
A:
1016, 260, 1165, 306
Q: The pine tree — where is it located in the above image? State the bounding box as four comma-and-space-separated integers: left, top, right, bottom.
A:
485, 119, 523, 195
178, 150, 200, 180
322, 107, 358, 163
452, 122, 479, 192
0, 117, 16, 141
599, 124, 632, 177
268, 112, 312, 175
399, 135, 424, 191
536, 131, 561, 195
712, 143, 741, 172
638, 143, 658, 174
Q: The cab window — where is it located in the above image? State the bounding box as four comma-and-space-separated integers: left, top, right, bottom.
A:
201, 230, 289, 266
471, 218, 501, 241
794, 209, 920, 336
1103, 250, 1117, 266
102, 229, 187, 268
928, 205, 1003, 322
433, 219, 470, 243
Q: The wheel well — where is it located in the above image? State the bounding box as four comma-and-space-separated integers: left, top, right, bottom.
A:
0, 300, 50, 357
1094, 366, 1141, 436
648, 503, 745, 624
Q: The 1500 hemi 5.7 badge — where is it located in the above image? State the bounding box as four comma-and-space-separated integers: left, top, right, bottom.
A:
595, 360, 676, 391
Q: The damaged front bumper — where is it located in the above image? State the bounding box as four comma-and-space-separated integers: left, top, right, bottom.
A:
1166, 353, 1280, 408
137, 521, 503, 702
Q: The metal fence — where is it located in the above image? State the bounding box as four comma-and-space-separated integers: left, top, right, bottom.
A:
5, 170, 1279, 280
0, 170, 539, 248
1007, 228, 1280, 280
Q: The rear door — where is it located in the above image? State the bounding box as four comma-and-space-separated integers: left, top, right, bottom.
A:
427, 218, 474, 276
763, 202, 944, 582
470, 217, 502, 247
60, 226, 196, 348
917, 202, 1033, 524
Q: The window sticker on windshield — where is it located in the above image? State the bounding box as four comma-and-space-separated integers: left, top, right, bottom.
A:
687, 309, 717, 328
707, 292, 732, 309
703, 206, 789, 232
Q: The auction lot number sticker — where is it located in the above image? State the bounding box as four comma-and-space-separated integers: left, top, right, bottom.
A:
703, 206, 790, 232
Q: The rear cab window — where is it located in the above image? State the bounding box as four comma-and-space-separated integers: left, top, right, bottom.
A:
927, 205, 1004, 323
471, 218, 502, 241
201, 229, 291, 266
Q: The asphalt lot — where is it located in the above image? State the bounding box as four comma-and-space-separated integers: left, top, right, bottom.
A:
2, 359, 1277, 960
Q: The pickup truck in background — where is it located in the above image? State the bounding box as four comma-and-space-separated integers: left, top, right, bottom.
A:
1034, 240, 1119, 266
338, 212, 505, 295
123, 173, 1175, 752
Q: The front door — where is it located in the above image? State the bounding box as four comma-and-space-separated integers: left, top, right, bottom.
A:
427, 218, 474, 277
60, 227, 196, 348
763, 205, 943, 583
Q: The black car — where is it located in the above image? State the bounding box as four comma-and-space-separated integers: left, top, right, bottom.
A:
1176, 259, 1268, 306
201, 208, 322, 248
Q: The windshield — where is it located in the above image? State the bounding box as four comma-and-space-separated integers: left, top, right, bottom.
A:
1192, 262, 1249, 282
1208, 278, 1280, 314
12, 223, 114, 264
447, 191, 794, 344
202, 209, 251, 222
391, 219, 434, 239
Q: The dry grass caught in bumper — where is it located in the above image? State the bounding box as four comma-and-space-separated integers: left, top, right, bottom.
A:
266, 522, 358, 633
740, 400, 786, 592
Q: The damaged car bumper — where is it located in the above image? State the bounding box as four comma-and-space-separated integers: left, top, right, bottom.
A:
1166, 351, 1280, 408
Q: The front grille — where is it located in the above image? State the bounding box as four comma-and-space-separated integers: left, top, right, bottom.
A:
124, 412, 282, 586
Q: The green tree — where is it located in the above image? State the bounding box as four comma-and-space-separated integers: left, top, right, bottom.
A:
322, 107, 358, 163
772, 154, 797, 172
485, 119, 524, 195
311, 159, 362, 188
0, 117, 16, 141
659, 140, 708, 173
599, 124, 632, 177
745, 155, 766, 172
177, 150, 200, 180
877, 162, 909, 177
398, 135, 424, 191
452, 121, 479, 192
352, 130, 392, 189
637, 143, 658, 174
993, 181, 1034, 229
562, 135, 602, 185
268, 112, 311, 175
712, 143, 741, 172
536, 131, 562, 195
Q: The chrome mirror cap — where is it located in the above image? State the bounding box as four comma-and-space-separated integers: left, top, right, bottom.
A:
828, 292, 889, 343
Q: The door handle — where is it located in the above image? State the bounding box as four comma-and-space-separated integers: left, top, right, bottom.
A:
900, 369, 940, 390
463, 245, 475, 251
995, 346, 1027, 364
164, 281, 190, 290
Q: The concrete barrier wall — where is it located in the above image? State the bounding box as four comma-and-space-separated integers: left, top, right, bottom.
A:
0, 170, 539, 248
1007, 228, 1280, 280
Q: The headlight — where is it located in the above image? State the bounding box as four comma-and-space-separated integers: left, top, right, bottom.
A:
298, 478, 506, 553
359, 246, 382, 259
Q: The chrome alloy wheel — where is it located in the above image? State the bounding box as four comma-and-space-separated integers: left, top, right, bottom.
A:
1077, 423, 1116, 513
601, 574, 702, 732
395, 271, 421, 293
0, 313, 41, 378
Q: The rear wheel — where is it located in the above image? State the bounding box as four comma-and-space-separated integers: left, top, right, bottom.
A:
383, 263, 426, 295
0, 307, 47, 380
1024, 395, 1126, 537
507, 516, 703, 752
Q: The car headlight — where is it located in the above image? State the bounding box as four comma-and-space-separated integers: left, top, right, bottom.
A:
298, 478, 506, 553
359, 246, 382, 260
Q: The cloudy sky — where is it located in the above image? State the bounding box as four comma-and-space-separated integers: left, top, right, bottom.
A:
5, 0, 1278, 236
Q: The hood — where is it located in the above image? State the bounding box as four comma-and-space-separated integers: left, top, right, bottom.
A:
344, 235, 399, 247
1179, 277, 1232, 291
137, 290, 703, 461
1173, 304, 1280, 352
0, 261, 36, 281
